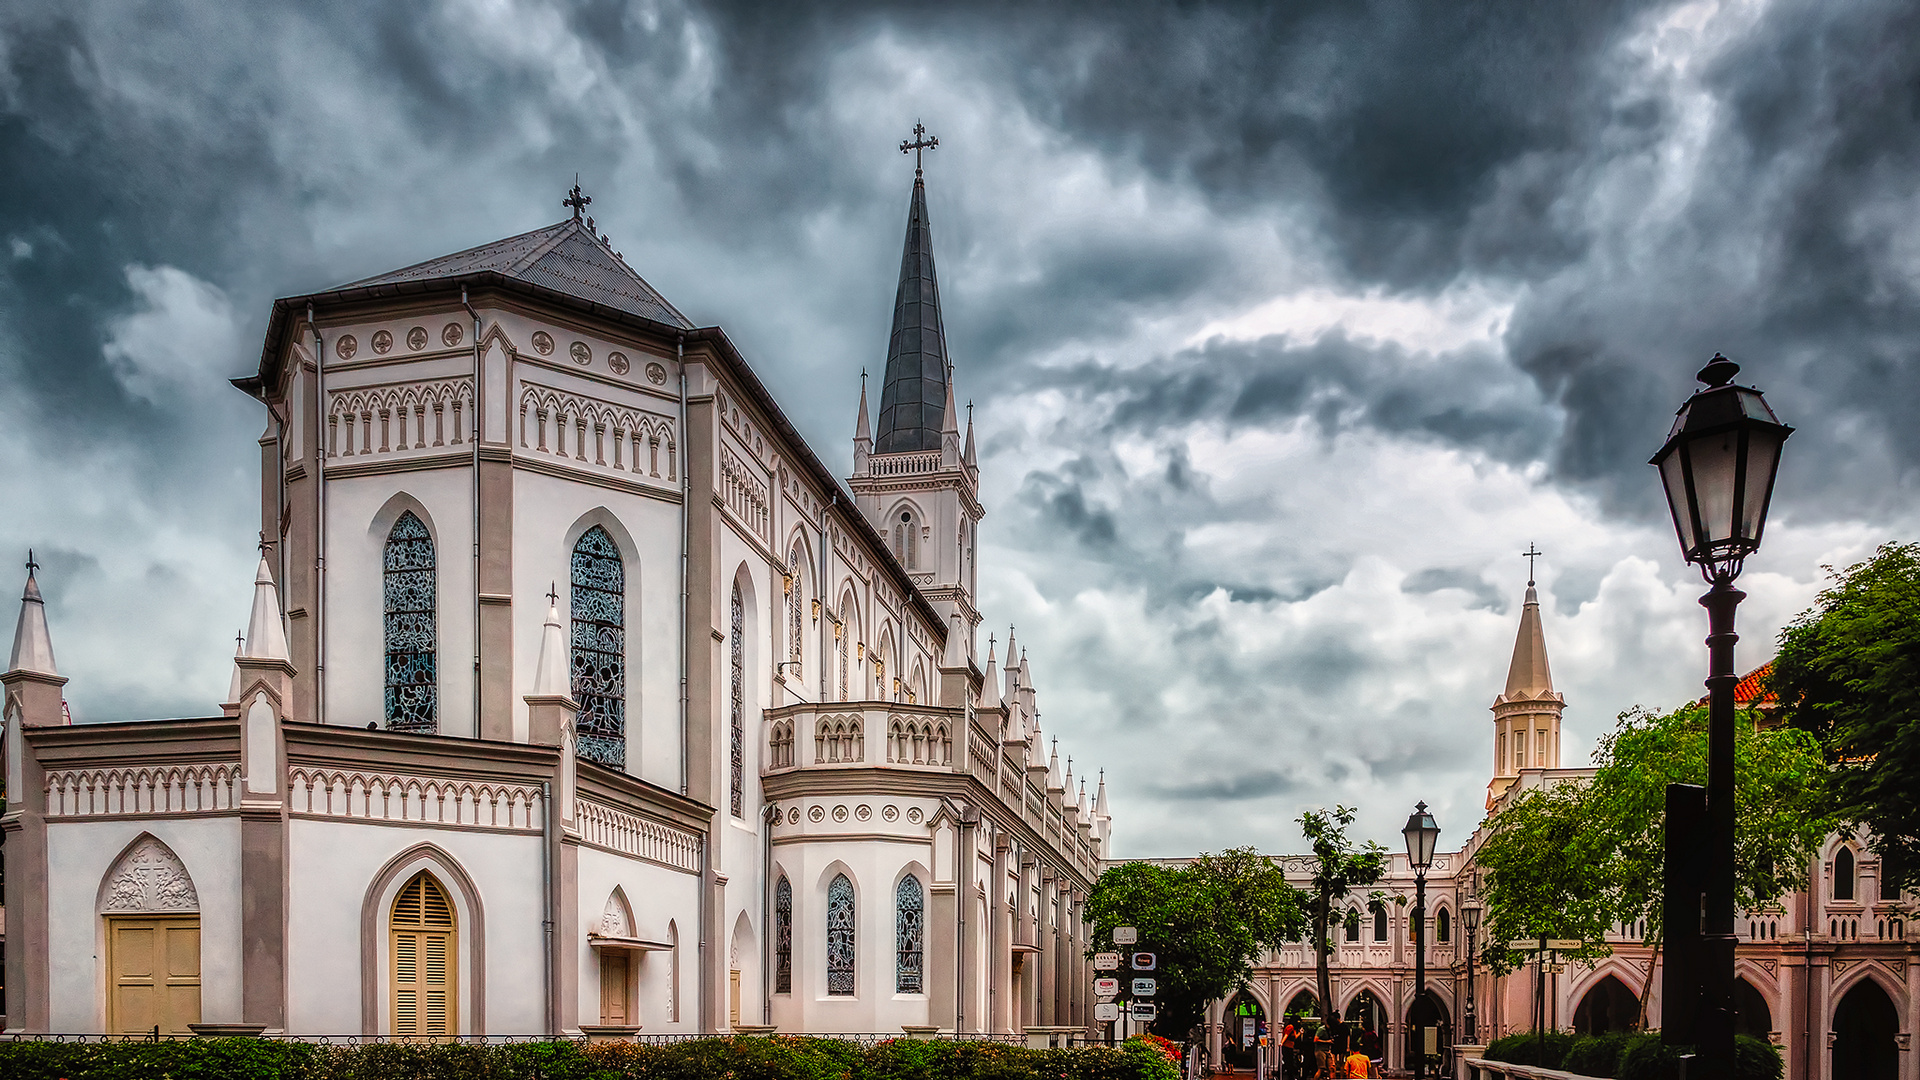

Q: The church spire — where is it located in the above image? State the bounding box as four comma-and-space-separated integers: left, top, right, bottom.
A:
244, 546, 290, 662
1490, 545, 1565, 800
1503, 577, 1553, 699
963, 400, 977, 470
874, 130, 951, 455
8, 552, 57, 676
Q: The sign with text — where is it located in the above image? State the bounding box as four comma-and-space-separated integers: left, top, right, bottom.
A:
1131, 952, 1156, 971
1095, 1003, 1122, 1022
1132, 978, 1157, 997
1547, 940, 1584, 952
1093, 952, 1121, 970
1113, 926, 1139, 945
1095, 977, 1121, 996
1507, 939, 1543, 951
1129, 1002, 1158, 1021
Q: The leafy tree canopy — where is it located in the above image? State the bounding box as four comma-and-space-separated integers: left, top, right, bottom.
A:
1770, 540, 1920, 893
1476, 704, 1831, 977
1086, 847, 1307, 1037
1297, 806, 1388, 1026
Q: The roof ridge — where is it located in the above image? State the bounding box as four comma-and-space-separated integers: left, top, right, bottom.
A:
506, 219, 579, 275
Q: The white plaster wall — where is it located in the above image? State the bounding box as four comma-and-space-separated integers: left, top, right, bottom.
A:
572, 847, 701, 1032
286, 819, 544, 1035
769, 826, 934, 1034
511, 472, 680, 784
45, 818, 242, 1032
715, 527, 775, 1024
322, 468, 477, 736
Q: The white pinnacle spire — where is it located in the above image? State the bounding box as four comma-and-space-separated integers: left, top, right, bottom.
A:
1047, 737, 1063, 790
533, 586, 570, 698
854, 373, 872, 445
1094, 769, 1110, 817
981, 636, 1002, 710
226, 631, 245, 704
244, 553, 290, 661
9, 556, 58, 676
963, 401, 977, 470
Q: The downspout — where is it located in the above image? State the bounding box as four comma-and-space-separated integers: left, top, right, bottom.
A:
678, 333, 689, 795
541, 779, 555, 1034
463, 287, 483, 734
699, 832, 710, 1033
820, 496, 832, 701
1802, 855, 1814, 1080
308, 306, 326, 724
762, 802, 776, 1026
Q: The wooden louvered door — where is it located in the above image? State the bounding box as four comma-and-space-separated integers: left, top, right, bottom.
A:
390, 872, 457, 1039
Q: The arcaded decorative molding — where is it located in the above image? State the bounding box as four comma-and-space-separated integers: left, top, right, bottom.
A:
720, 443, 773, 546
100, 835, 200, 914
575, 798, 701, 872
46, 763, 240, 817
289, 767, 542, 831
327, 377, 475, 458
518, 382, 676, 481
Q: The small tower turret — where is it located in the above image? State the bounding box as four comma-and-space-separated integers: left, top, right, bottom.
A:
1490, 547, 1565, 802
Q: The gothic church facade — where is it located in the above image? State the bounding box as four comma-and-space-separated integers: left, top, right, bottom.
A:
0, 163, 1110, 1038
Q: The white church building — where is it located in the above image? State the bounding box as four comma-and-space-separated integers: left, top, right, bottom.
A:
1, 155, 1111, 1038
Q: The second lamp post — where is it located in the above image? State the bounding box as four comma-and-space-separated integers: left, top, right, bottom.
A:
1403, 802, 1441, 1079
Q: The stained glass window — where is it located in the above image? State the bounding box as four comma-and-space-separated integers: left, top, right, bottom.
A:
571, 526, 625, 768
895, 876, 924, 993
730, 581, 744, 818
837, 599, 849, 701
787, 545, 803, 677
384, 511, 436, 733
774, 876, 792, 994
826, 873, 855, 995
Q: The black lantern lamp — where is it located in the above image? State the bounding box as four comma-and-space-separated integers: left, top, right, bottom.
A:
1650, 353, 1790, 1080
1650, 354, 1793, 582
1461, 899, 1482, 1044
1403, 802, 1441, 1078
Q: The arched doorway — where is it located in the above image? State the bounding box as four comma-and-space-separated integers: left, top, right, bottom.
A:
1285, 988, 1321, 1023
99, 835, 201, 1036
1406, 993, 1451, 1077
1733, 978, 1771, 1041
1221, 991, 1267, 1073
1345, 990, 1388, 1060
1831, 980, 1899, 1080
1573, 974, 1639, 1035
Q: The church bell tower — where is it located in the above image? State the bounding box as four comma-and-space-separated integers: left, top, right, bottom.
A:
1489, 547, 1564, 802
850, 125, 983, 670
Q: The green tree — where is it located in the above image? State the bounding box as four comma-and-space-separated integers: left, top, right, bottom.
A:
1086, 847, 1307, 1036
1297, 806, 1388, 1028
1770, 541, 1920, 893
1476, 704, 1833, 1023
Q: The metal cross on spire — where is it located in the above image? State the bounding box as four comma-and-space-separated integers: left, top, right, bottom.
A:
547, 581, 559, 607
563, 177, 591, 220
1522, 542, 1543, 585
900, 122, 938, 176
25, 548, 38, 576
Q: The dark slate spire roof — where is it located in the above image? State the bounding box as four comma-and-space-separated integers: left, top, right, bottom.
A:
340, 218, 692, 329
875, 175, 950, 454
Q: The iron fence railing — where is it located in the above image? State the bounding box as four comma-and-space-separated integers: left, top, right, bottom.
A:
0, 1031, 1034, 1047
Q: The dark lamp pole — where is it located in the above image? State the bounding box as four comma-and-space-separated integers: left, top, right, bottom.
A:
1403, 802, 1441, 1079
1650, 353, 1790, 1080
1462, 900, 1482, 1044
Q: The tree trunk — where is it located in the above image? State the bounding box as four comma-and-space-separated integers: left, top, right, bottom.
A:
1316, 892, 1334, 1029
1635, 935, 1662, 1031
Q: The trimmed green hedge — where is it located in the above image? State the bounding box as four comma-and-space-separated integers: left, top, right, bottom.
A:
1485, 1031, 1579, 1068
1483, 1031, 1781, 1080
0, 1035, 1181, 1080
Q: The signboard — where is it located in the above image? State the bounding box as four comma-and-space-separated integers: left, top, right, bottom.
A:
1131, 952, 1156, 971
1242, 1016, 1255, 1048
1095, 977, 1121, 996
1093, 952, 1122, 970
1095, 1003, 1122, 1022
1132, 978, 1157, 997
1113, 926, 1139, 945
1128, 1002, 1158, 1021
1507, 939, 1543, 951
1547, 940, 1584, 952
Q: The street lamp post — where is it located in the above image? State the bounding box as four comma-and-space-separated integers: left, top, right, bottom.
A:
1403, 802, 1441, 1080
1650, 353, 1791, 1080
1462, 900, 1482, 1044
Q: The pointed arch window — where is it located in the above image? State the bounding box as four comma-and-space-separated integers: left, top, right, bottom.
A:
730, 581, 745, 818
384, 511, 436, 733
390, 872, 457, 1037
1437, 907, 1451, 944
896, 875, 924, 993
894, 510, 918, 569
836, 598, 851, 701
774, 876, 792, 994
1344, 908, 1360, 942
1371, 900, 1388, 942
786, 544, 804, 678
1834, 847, 1856, 901
826, 873, 855, 995
571, 526, 625, 768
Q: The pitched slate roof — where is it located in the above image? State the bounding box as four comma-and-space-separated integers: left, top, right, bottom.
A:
341, 218, 692, 329
874, 175, 951, 455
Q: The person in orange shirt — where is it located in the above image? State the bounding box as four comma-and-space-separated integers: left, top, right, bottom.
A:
1343, 1047, 1376, 1079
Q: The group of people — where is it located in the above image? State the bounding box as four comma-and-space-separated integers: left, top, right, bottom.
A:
1279, 1018, 1380, 1080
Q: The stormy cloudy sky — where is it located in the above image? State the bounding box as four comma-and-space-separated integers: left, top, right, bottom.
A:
5, 0, 1919, 857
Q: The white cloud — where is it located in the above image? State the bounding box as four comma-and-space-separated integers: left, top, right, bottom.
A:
102, 265, 244, 404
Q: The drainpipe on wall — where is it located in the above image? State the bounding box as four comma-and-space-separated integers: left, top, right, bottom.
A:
308, 305, 327, 724
821, 496, 832, 702
541, 779, 555, 1034
462, 287, 483, 735
762, 801, 777, 1026
678, 333, 689, 795
698, 832, 710, 1033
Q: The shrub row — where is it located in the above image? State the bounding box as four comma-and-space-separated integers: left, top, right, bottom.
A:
0, 1034, 1182, 1080
1483, 1031, 1782, 1080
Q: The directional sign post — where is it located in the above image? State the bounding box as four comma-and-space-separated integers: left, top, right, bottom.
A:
1113, 926, 1139, 945
1131, 952, 1156, 971
1547, 940, 1584, 952
1095, 1003, 1122, 1022
1095, 977, 1121, 997
1093, 952, 1121, 970
1132, 978, 1158, 997
1129, 1002, 1157, 1021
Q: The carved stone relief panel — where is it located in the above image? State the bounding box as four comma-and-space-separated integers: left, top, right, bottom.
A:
99, 835, 200, 914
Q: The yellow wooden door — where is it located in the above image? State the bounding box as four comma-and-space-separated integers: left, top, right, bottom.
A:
390, 873, 457, 1038
729, 969, 742, 1026
108, 917, 201, 1036
599, 951, 631, 1026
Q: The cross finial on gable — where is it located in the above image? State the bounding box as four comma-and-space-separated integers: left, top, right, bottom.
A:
563, 177, 592, 221
1522, 542, 1543, 586
25, 548, 38, 576
548, 580, 559, 607
900, 121, 939, 177
258, 531, 272, 558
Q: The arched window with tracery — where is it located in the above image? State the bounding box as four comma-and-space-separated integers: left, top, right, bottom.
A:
1437, 907, 1451, 943
827, 873, 855, 996
769, 721, 794, 768
786, 544, 804, 677
896, 875, 924, 993
894, 508, 918, 569
1834, 847, 1856, 901
571, 525, 625, 767
773, 876, 792, 994
384, 511, 436, 733
730, 580, 745, 818
1371, 900, 1388, 942
836, 598, 851, 701
1345, 908, 1360, 942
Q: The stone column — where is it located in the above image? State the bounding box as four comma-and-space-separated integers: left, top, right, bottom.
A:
1039, 870, 1058, 1026
1, 661, 61, 1031
992, 840, 1014, 1033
